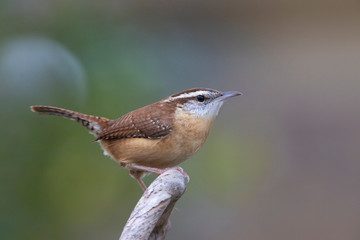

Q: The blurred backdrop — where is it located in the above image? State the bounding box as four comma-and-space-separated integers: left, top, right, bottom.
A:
1, 0, 360, 239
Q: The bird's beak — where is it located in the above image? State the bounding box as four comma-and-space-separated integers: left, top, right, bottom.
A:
216, 91, 242, 102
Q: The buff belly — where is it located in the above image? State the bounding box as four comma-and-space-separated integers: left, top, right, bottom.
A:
100, 113, 214, 169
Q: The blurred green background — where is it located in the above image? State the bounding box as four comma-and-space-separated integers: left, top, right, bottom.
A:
1, 1, 360, 239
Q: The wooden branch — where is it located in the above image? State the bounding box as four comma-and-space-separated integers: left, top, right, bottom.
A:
119, 169, 188, 240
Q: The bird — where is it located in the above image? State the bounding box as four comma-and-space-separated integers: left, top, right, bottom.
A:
31, 88, 241, 190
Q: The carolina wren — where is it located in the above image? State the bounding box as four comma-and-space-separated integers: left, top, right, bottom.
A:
31, 88, 241, 190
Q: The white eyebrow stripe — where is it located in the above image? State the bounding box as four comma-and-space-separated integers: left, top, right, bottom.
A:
164, 91, 210, 102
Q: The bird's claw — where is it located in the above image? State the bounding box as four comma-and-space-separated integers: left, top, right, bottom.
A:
162, 166, 190, 183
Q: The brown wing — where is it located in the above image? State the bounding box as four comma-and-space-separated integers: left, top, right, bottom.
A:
96, 102, 174, 140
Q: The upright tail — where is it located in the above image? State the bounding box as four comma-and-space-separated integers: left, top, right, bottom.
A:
30, 105, 111, 136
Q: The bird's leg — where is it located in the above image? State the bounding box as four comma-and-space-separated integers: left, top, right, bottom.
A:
129, 164, 190, 183
129, 170, 147, 191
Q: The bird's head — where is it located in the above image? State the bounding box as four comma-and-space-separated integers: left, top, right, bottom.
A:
164, 88, 242, 120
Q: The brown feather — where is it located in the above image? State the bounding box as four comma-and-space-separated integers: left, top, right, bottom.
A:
30, 106, 110, 136
96, 102, 175, 141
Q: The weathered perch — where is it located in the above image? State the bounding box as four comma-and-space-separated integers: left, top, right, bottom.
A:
119, 169, 188, 240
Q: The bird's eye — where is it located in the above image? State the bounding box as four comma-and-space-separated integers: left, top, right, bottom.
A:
196, 95, 205, 102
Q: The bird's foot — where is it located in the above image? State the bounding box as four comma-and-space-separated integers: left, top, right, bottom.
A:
130, 164, 190, 183
161, 166, 190, 183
